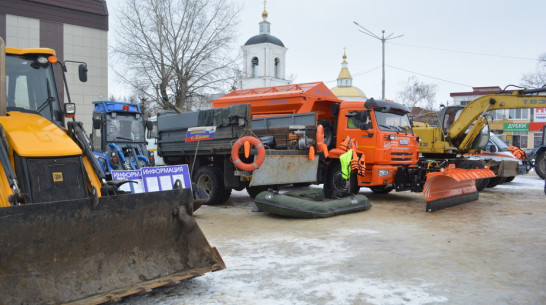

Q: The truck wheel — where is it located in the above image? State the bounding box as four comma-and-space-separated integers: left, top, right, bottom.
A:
458, 160, 489, 192
486, 176, 505, 188
324, 163, 357, 198
194, 166, 230, 205
369, 186, 394, 194
318, 120, 334, 148
535, 151, 546, 179
219, 187, 233, 203
246, 185, 279, 198
504, 176, 515, 183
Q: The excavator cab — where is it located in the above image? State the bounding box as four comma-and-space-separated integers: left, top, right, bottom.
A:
439, 105, 490, 151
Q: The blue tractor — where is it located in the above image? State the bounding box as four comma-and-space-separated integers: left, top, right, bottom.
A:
90, 101, 155, 176
534, 125, 546, 180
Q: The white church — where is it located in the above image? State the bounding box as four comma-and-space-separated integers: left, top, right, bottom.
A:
236, 3, 367, 101
237, 5, 290, 89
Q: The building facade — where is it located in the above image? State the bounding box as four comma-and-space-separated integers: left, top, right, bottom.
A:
450, 86, 545, 149
0, 0, 108, 132
237, 6, 290, 89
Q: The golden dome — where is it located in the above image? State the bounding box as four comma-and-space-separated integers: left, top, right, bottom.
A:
331, 50, 367, 100
331, 86, 367, 99
338, 67, 352, 80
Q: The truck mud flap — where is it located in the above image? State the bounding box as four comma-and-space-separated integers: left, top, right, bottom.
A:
0, 188, 225, 305
423, 167, 495, 212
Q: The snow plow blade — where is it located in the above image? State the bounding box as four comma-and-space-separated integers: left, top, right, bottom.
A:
0, 188, 225, 305
424, 166, 495, 212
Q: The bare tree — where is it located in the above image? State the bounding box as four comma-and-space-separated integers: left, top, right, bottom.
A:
112, 0, 240, 113
521, 53, 546, 88
396, 76, 438, 110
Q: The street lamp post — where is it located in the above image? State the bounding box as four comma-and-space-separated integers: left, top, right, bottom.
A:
353, 21, 403, 100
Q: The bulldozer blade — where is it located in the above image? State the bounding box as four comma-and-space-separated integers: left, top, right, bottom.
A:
0, 188, 225, 305
424, 167, 495, 212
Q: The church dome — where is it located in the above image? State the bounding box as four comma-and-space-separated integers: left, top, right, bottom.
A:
331, 51, 367, 100
244, 34, 285, 47
331, 86, 367, 98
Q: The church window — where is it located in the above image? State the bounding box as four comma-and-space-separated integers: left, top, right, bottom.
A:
274, 57, 280, 78
252, 57, 259, 78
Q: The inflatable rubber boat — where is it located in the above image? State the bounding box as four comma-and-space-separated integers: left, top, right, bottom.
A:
254, 188, 371, 218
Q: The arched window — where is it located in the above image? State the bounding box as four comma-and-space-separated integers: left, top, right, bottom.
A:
274, 57, 280, 78
251, 57, 259, 78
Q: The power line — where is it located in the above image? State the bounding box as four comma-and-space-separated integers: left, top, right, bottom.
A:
354, 21, 404, 99
389, 42, 537, 61
386, 64, 473, 87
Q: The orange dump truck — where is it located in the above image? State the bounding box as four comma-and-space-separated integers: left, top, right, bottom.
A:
212, 82, 494, 212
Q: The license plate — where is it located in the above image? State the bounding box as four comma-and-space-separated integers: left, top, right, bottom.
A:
234, 170, 252, 177
400, 139, 409, 145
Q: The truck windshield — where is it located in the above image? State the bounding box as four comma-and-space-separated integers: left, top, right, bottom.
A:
106, 114, 145, 143
375, 110, 412, 133
5, 54, 63, 126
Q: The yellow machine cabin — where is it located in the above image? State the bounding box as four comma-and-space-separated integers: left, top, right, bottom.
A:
0, 39, 224, 305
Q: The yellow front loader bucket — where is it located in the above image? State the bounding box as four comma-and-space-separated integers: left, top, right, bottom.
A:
423, 165, 495, 212
0, 188, 224, 305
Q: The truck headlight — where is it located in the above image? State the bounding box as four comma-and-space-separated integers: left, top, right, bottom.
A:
378, 169, 390, 176
389, 134, 396, 141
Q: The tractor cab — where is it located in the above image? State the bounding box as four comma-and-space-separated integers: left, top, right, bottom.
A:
91, 101, 154, 175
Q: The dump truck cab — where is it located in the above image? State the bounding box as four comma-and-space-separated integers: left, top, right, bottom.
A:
91, 101, 154, 175
328, 99, 420, 190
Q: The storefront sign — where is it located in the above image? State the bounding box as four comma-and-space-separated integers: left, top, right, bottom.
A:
534, 108, 546, 122
504, 123, 529, 132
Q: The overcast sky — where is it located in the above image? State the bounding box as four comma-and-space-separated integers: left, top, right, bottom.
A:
107, 0, 546, 107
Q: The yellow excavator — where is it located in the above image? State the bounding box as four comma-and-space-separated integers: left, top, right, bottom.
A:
413, 88, 546, 189
0, 38, 224, 304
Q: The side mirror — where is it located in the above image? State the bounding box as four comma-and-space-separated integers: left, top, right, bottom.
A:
359, 111, 368, 123
79, 64, 88, 82
92, 116, 102, 129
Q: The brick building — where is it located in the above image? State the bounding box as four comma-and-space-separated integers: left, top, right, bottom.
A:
0, 0, 109, 131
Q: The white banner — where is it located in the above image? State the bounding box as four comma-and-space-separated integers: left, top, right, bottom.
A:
535, 108, 546, 122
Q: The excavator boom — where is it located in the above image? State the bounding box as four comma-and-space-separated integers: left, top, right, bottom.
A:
448, 92, 546, 152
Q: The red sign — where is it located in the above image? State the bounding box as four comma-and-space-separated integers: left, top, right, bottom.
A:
529, 122, 546, 131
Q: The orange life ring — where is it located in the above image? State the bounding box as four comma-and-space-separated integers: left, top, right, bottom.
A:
316, 124, 329, 158
316, 124, 325, 147
231, 136, 266, 171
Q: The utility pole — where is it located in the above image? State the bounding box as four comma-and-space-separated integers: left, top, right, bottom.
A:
353, 21, 403, 100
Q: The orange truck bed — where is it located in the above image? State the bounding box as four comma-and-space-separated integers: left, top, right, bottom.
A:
212, 82, 340, 122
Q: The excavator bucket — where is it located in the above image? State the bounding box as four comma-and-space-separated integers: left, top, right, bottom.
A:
423, 166, 495, 212
0, 188, 225, 305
